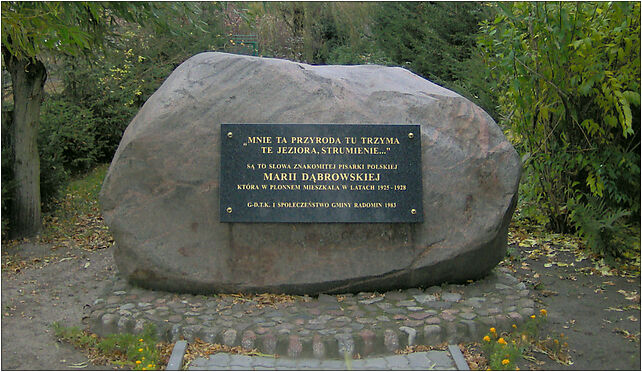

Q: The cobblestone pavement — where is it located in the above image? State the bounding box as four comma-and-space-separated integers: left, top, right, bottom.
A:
188, 351, 457, 370
87, 267, 536, 358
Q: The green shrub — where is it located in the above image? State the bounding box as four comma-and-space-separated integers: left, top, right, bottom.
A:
478, 2, 641, 241
568, 197, 632, 261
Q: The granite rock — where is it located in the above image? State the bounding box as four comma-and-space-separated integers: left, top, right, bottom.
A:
101, 52, 521, 295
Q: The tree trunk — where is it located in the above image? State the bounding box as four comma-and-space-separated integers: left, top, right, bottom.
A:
3, 49, 47, 238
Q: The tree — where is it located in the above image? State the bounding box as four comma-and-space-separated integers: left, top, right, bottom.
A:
1, 2, 201, 238
478, 2, 640, 257
372, 2, 496, 115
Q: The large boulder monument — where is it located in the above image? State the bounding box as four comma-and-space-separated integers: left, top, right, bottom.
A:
100, 52, 521, 295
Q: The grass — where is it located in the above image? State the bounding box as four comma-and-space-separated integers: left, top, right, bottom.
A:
52, 322, 166, 370
38, 164, 112, 251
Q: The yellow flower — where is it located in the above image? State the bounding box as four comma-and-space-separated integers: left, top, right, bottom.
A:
136, 361, 142, 365
142, 357, 145, 361
138, 348, 143, 352
530, 314, 536, 319
512, 324, 517, 329
490, 327, 496, 334
147, 364, 153, 368
139, 338, 144, 342
498, 337, 507, 345
142, 369, 146, 371
502, 359, 510, 365
483, 335, 491, 342
540, 309, 547, 316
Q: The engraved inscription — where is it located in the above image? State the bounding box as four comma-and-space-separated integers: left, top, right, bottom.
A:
220, 124, 422, 223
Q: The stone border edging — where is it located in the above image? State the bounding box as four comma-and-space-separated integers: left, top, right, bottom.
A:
85, 267, 535, 359
166, 340, 188, 370
448, 344, 470, 371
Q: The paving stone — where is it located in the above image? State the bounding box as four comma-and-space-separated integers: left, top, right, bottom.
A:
441, 293, 462, 302
460, 312, 477, 320
518, 298, 535, 308
209, 353, 231, 366
424, 325, 441, 344
275, 358, 298, 369
363, 357, 389, 369
384, 291, 407, 301
386, 355, 411, 370
409, 312, 431, 320
312, 334, 326, 359
440, 312, 456, 322
384, 329, 399, 352
350, 323, 365, 331
426, 350, 457, 370
358, 329, 376, 356
403, 319, 424, 327
261, 333, 277, 354
348, 359, 366, 370
396, 300, 417, 307
413, 294, 438, 304
407, 352, 433, 368
335, 333, 355, 355
425, 316, 441, 325
222, 329, 237, 346
92, 269, 534, 360
399, 326, 417, 345
318, 359, 346, 370
296, 358, 322, 370
107, 296, 121, 304
461, 320, 478, 339
288, 335, 303, 358
425, 301, 453, 309
359, 297, 384, 305
519, 307, 534, 318
241, 330, 256, 350
384, 307, 406, 315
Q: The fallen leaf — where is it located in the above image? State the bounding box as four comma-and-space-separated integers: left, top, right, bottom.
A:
68, 361, 88, 368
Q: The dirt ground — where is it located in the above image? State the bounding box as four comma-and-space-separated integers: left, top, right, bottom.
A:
1, 239, 640, 370
508, 246, 641, 370
1, 243, 115, 370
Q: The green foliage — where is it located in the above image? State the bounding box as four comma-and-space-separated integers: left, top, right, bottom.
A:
1, 2, 201, 61
250, 2, 385, 65
39, 98, 99, 173
97, 324, 160, 370
478, 2, 641, 245
52, 322, 160, 370
481, 310, 556, 370
52, 322, 99, 349
568, 197, 632, 261
1, 2, 224, 237
43, 164, 107, 225
372, 2, 497, 116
